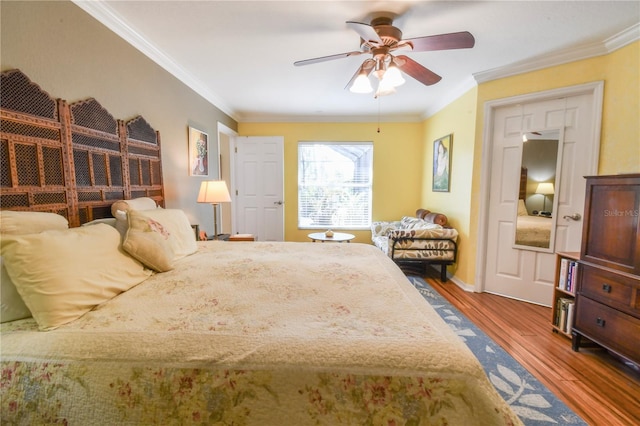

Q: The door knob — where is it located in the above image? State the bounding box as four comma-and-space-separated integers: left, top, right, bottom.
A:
563, 213, 581, 221
274, 201, 284, 205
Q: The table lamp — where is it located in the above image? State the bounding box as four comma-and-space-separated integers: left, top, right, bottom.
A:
197, 180, 231, 240
536, 182, 554, 212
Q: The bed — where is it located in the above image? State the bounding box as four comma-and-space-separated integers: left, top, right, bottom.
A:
514, 200, 552, 248
0, 70, 521, 425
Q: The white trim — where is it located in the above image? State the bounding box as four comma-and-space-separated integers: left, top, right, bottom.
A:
217, 122, 238, 234
475, 81, 604, 293
72, 0, 238, 121
474, 24, 639, 85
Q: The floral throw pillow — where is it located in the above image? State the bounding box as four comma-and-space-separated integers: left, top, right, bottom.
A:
122, 210, 175, 272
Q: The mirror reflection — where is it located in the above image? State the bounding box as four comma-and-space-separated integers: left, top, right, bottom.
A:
514, 130, 560, 250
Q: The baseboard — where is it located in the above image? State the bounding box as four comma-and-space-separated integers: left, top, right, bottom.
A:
427, 265, 474, 292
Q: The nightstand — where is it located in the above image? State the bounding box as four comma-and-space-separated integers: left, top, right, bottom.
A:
228, 233, 255, 241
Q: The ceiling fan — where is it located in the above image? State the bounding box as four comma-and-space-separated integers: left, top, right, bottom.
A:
294, 16, 475, 96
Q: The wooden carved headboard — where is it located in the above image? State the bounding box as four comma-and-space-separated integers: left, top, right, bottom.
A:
0, 69, 164, 227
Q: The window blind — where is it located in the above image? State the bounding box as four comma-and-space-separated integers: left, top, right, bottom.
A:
298, 142, 373, 229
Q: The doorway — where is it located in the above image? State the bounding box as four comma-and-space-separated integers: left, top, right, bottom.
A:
477, 82, 603, 306
232, 136, 285, 241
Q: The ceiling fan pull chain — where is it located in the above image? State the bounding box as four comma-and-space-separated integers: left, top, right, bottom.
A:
377, 97, 381, 133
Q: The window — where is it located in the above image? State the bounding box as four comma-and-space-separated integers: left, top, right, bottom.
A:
298, 142, 373, 229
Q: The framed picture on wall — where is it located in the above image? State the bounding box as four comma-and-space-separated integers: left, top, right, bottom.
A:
432, 134, 452, 192
189, 126, 209, 176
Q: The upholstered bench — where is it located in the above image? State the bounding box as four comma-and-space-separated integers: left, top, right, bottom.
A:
371, 209, 458, 282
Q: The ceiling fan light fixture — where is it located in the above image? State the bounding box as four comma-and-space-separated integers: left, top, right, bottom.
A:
350, 73, 373, 93
382, 63, 405, 87
375, 78, 396, 97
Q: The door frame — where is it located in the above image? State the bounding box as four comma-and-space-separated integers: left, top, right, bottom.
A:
475, 81, 604, 293
217, 122, 238, 234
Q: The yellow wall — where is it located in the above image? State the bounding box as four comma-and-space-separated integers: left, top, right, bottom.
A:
467, 41, 639, 288
238, 122, 424, 243
419, 88, 478, 283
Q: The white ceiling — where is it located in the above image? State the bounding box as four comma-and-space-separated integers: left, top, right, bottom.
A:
74, 1, 639, 123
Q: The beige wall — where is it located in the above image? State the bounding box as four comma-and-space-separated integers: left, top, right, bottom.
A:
0, 0, 238, 235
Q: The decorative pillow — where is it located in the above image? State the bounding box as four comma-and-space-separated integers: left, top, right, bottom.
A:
0, 210, 68, 235
131, 209, 197, 260
0, 257, 31, 323
110, 197, 157, 218
0, 224, 152, 330
400, 216, 427, 230
122, 210, 175, 272
423, 212, 448, 227
517, 199, 529, 216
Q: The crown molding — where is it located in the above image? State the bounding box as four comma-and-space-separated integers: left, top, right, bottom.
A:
474, 23, 639, 84
72, 1, 637, 124
235, 112, 425, 123
71, 0, 238, 121
420, 75, 478, 120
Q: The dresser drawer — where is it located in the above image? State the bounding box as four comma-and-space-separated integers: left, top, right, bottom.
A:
574, 296, 640, 362
579, 264, 639, 317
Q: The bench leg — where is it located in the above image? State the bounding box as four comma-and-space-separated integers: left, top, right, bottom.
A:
440, 264, 448, 283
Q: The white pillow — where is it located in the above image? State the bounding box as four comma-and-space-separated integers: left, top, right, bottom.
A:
82, 218, 117, 228
132, 209, 197, 260
111, 197, 157, 218
0, 210, 68, 235
0, 210, 69, 323
1, 224, 152, 330
0, 257, 31, 323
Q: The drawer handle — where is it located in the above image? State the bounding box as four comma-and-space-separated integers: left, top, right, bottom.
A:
596, 317, 606, 327
601, 283, 612, 293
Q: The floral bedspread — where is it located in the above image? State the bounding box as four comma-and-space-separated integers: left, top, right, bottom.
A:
1, 242, 521, 425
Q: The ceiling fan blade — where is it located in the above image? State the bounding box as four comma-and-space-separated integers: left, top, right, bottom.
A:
394, 55, 441, 86
344, 59, 375, 89
294, 50, 363, 66
346, 21, 382, 44
404, 31, 475, 52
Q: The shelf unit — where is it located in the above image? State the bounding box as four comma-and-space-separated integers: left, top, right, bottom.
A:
551, 251, 580, 337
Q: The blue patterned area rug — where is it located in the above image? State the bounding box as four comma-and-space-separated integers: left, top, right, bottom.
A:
408, 276, 587, 425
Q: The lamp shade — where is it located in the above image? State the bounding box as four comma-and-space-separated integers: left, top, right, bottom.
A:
349, 73, 373, 93
536, 182, 555, 195
197, 180, 231, 204
382, 63, 405, 87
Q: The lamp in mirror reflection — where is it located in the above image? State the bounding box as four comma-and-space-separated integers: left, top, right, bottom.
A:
536, 182, 555, 212
197, 180, 231, 240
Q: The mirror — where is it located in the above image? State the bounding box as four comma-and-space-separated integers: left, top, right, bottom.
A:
513, 129, 562, 252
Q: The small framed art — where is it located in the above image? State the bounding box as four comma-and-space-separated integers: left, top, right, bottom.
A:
432, 134, 452, 192
189, 126, 209, 176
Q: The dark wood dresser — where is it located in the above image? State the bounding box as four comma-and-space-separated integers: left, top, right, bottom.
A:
572, 174, 640, 365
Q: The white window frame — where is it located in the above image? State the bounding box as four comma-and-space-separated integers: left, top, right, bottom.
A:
298, 141, 373, 230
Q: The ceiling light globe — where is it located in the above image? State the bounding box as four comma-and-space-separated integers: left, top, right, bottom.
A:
375, 78, 397, 97
350, 74, 373, 93
384, 65, 405, 87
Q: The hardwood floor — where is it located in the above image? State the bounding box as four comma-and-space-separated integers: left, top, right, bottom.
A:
422, 274, 640, 426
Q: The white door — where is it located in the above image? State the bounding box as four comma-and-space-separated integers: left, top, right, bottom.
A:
482, 89, 600, 306
233, 136, 284, 241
